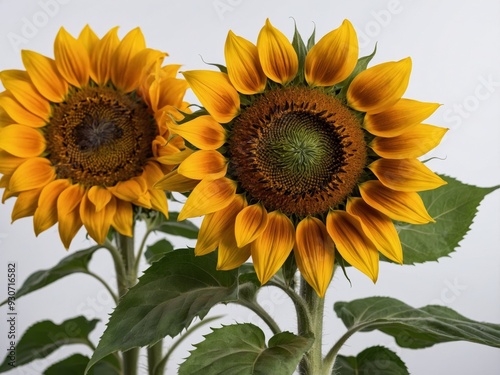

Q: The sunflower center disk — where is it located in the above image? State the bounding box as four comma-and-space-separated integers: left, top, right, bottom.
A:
230, 87, 366, 217
46, 86, 157, 187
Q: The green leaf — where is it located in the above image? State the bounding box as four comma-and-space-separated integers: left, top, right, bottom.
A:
86, 249, 238, 373
155, 212, 199, 239
179, 324, 313, 375
0, 245, 101, 306
0, 316, 98, 372
338, 46, 377, 98
43, 354, 120, 375
333, 346, 409, 375
396, 175, 500, 264
334, 297, 500, 349
144, 238, 174, 264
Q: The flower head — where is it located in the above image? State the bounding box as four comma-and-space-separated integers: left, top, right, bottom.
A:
156, 19, 447, 297
0, 26, 189, 248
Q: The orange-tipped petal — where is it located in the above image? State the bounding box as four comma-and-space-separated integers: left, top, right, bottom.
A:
178, 177, 237, 220
112, 199, 133, 237
34, 179, 71, 235
294, 217, 335, 298
54, 27, 90, 87
80, 192, 116, 244
251, 211, 295, 285
225, 30, 267, 94
183, 70, 240, 124
347, 58, 412, 114
364, 99, 441, 137
154, 170, 199, 192
11, 188, 41, 222
178, 150, 227, 180
0, 125, 45, 157
369, 158, 447, 192
360, 180, 434, 224
234, 202, 269, 247
305, 19, 358, 87
257, 19, 298, 84
9, 158, 55, 193
89, 26, 119, 85
371, 124, 448, 159
57, 184, 85, 249
0, 93, 46, 127
347, 197, 403, 264
22, 50, 68, 103
326, 210, 379, 282
169, 115, 227, 150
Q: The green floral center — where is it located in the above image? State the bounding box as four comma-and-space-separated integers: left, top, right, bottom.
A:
46, 86, 157, 187
229, 87, 366, 217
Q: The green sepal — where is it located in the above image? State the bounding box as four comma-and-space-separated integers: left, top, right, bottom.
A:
291, 19, 308, 85
307, 26, 316, 50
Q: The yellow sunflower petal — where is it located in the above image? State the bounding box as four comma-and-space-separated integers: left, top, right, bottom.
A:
217, 228, 251, 270
178, 150, 227, 180
120, 48, 166, 94
11, 188, 42, 222
360, 180, 434, 224
0, 93, 46, 127
156, 147, 194, 165
178, 177, 237, 220
369, 158, 447, 191
109, 177, 150, 208
364, 99, 441, 137
87, 185, 112, 212
80, 192, 116, 244
22, 50, 68, 103
90, 26, 119, 85
110, 28, 146, 91
234, 202, 269, 247
305, 19, 358, 87
77, 25, 99, 55
251, 211, 295, 285
347, 197, 402, 264
294, 217, 335, 298
33, 179, 71, 235
371, 124, 448, 159
112, 199, 133, 237
326, 210, 379, 282
225, 30, 267, 94
257, 19, 298, 84
347, 57, 412, 114
169, 115, 227, 150
0, 151, 25, 175
149, 77, 188, 112
0, 107, 13, 127
9, 158, 55, 193
183, 70, 240, 124
196, 194, 246, 256
154, 170, 199, 192
0, 70, 50, 120
57, 184, 85, 249
0, 125, 45, 157
54, 27, 90, 87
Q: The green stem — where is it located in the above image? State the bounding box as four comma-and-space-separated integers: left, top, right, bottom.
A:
297, 277, 325, 375
85, 271, 118, 304
148, 341, 163, 375
233, 298, 281, 335
133, 227, 152, 275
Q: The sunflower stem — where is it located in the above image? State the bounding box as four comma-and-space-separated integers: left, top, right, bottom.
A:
297, 276, 325, 375
147, 341, 163, 375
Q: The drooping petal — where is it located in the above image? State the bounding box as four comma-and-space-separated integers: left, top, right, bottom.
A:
0, 70, 50, 120
294, 217, 335, 298
9, 158, 55, 193
326, 210, 379, 282
347, 58, 412, 114
0, 125, 45, 157
87, 185, 113, 212
364, 99, 441, 137
371, 124, 448, 159
360, 180, 434, 224
110, 28, 146, 90
217, 227, 251, 270
369, 158, 447, 191
0, 151, 25, 175
178, 177, 237, 220
109, 177, 150, 208
11, 188, 42, 221
54, 27, 90, 87
347, 197, 402, 264
234, 202, 268, 247
305, 19, 358, 87
89, 26, 119, 85
154, 170, 199, 192
168, 115, 227, 150
251, 211, 295, 285
34, 179, 71, 235
196, 194, 246, 256
22, 50, 68, 103
57, 184, 85, 249
225, 30, 267, 94
112, 199, 133, 237
0, 93, 46, 127
156, 147, 194, 165
80, 192, 116, 244
183, 70, 240, 124
178, 150, 227, 180
257, 19, 298, 84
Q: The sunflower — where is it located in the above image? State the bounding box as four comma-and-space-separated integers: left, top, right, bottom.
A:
156, 19, 447, 297
0, 26, 189, 248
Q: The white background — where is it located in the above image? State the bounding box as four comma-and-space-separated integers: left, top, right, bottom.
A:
0, 0, 499, 374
